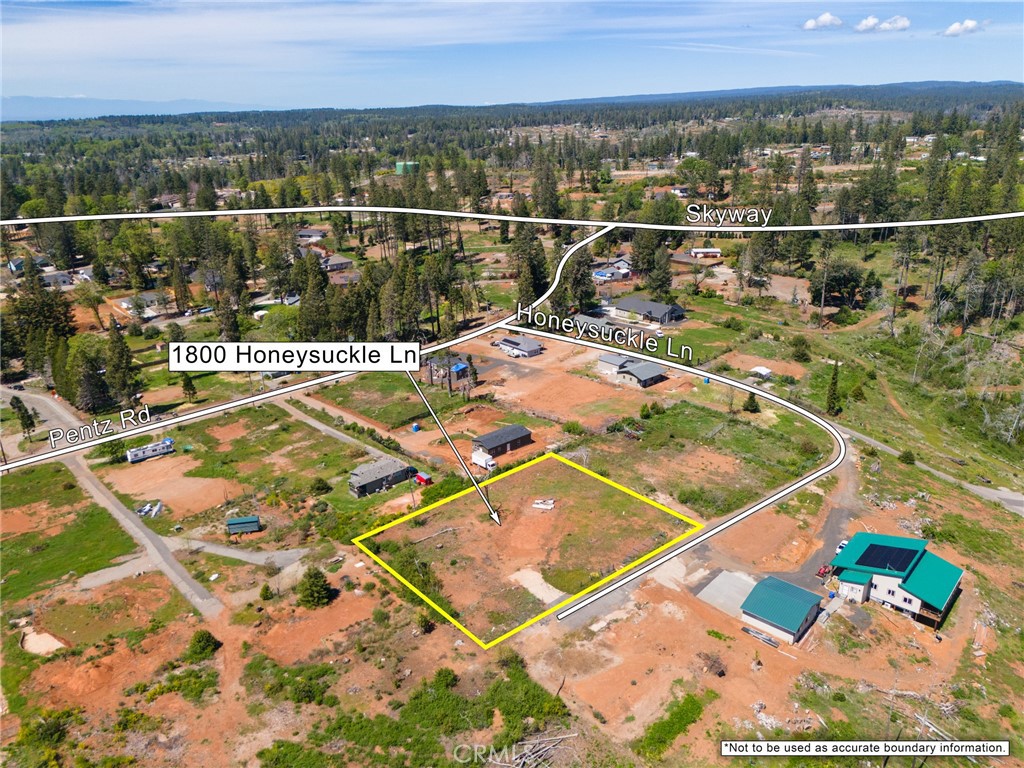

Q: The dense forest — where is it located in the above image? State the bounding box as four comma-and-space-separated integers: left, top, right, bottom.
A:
0, 82, 1021, 449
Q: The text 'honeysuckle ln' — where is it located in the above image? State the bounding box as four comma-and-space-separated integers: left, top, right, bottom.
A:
515, 304, 693, 361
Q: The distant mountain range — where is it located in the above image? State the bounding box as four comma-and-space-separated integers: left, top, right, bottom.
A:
3, 82, 1021, 122
533, 81, 1024, 106
1, 96, 267, 122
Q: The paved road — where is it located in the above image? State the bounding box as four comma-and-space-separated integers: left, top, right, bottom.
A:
274, 398, 391, 460
840, 426, 1024, 516
63, 454, 225, 618
2, 386, 225, 618
164, 537, 308, 569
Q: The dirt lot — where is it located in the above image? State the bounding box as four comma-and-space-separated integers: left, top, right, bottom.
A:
456, 334, 685, 430
1, 499, 85, 538
368, 456, 698, 645
99, 454, 244, 516
721, 351, 808, 380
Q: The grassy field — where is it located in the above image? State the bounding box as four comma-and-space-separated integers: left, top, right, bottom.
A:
367, 455, 698, 644
317, 372, 465, 430
1, 505, 138, 604
586, 398, 832, 518
41, 582, 191, 647
1, 463, 86, 509
152, 404, 413, 542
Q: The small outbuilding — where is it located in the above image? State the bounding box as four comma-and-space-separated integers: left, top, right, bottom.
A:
472, 424, 532, 457
226, 515, 262, 535
740, 576, 821, 644
349, 457, 416, 497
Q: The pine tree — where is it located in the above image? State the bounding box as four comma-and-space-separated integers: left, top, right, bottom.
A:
826, 361, 841, 416
742, 392, 761, 413
9, 396, 36, 440
646, 248, 673, 303
76, 359, 112, 413
296, 567, 332, 609
106, 324, 140, 406
217, 296, 241, 342
181, 371, 197, 403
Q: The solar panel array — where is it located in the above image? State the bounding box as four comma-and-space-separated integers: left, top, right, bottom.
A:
856, 544, 918, 572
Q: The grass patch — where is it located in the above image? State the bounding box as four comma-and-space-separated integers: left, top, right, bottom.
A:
243, 653, 339, 706
633, 687, 719, 760
318, 372, 464, 430
1, 463, 85, 509
127, 666, 219, 705
1, 504, 137, 604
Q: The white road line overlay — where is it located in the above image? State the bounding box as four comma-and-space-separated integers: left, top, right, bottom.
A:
491, 324, 848, 621
406, 371, 501, 525
3, 205, 1021, 233
0, 226, 610, 472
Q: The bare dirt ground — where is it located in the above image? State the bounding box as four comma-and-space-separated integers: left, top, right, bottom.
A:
371, 457, 695, 644
207, 419, 250, 451
1, 499, 86, 538
99, 454, 244, 516
456, 334, 676, 430
721, 351, 808, 380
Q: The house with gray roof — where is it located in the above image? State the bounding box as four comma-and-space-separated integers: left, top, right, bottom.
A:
472, 425, 532, 457
612, 297, 684, 324
349, 457, 416, 497
496, 337, 543, 358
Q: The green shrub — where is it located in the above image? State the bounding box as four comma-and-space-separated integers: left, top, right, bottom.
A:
260, 583, 274, 601
562, 420, 586, 435
898, 449, 916, 465
181, 629, 221, 663
309, 477, 333, 496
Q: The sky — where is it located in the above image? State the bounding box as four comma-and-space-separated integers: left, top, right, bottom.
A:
2, 0, 1022, 110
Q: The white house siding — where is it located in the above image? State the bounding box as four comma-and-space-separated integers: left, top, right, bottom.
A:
867, 573, 921, 614
838, 580, 870, 603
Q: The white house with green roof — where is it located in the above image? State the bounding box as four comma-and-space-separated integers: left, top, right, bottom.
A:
830, 533, 963, 628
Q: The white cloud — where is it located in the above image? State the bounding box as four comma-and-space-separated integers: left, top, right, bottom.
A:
855, 15, 879, 32
803, 11, 842, 30
856, 15, 910, 33
943, 19, 981, 37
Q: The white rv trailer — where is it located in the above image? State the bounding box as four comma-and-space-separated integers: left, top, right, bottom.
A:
126, 438, 175, 464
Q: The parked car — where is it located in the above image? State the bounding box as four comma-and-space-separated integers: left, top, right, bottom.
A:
835, 539, 849, 555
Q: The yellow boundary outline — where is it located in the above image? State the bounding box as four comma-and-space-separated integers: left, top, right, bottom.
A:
352, 453, 704, 649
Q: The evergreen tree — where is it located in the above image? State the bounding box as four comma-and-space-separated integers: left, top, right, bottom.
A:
565, 245, 596, 310
181, 371, 197, 403
9, 396, 36, 440
296, 567, 333, 608
646, 248, 673, 303
76, 359, 113, 413
742, 392, 761, 413
106, 324, 140, 406
826, 361, 841, 416
217, 296, 241, 342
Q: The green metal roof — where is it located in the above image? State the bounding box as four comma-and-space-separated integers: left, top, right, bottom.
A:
899, 551, 964, 610
830, 532, 928, 577
227, 515, 260, 525
838, 569, 872, 585
741, 577, 822, 633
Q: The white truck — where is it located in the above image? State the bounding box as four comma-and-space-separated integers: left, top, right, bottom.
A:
471, 449, 497, 471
